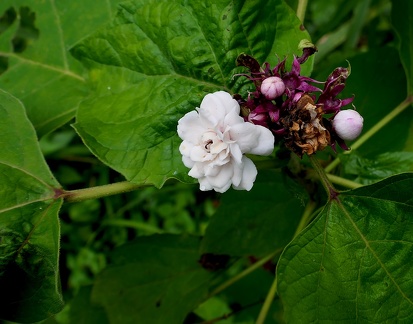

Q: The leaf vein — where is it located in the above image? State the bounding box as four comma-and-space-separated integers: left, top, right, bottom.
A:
337, 198, 413, 307
0, 161, 57, 193
0, 52, 85, 81
182, 6, 227, 88
50, 0, 68, 70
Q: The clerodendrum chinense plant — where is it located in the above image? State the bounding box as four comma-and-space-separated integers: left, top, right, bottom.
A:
1, 0, 413, 323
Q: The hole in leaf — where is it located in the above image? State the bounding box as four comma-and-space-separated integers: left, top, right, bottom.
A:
0, 56, 8, 75
0, 7, 17, 33
0, 7, 17, 75
198, 253, 230, 271
12, 6, 40, 53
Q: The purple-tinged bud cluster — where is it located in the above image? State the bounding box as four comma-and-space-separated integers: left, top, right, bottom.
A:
234, 43, 363, 157
261, 76, 285, 100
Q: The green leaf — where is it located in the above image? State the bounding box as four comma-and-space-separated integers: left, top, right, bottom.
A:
200, 170, 307, 257
392, 0, 413, 94
0, 0, 122, 136
340, 151, 413, 185
277, 173, 413, 323
0, 89, 63, 322
71, 0, 313, 187
91, 234, 217, 324
69, 286, 109, 324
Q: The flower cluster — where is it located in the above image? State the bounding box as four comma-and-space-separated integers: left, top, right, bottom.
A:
177, 42, 363, 192
234, 43, 363, 154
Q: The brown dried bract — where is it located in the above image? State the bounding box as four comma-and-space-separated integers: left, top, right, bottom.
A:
281, 94, 331, 157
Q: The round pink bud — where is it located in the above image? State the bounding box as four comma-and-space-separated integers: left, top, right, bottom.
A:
260, 76, 285, 100
332, 109, 364, 141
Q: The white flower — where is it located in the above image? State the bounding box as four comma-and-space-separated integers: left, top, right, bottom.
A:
332, 109, 364, 141
177, 91, 275, 193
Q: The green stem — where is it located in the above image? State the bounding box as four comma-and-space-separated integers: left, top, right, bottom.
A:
255, 275, 278, 324
62, 181, 150, 203
325, 95, 413, 173
309, 155, 338, 200
351, 96, 412, 151
327, 174, 362, 189
296, 0, 308, 22
293, 199, 317, 238
324, 157, 341, 174
208, 249, 281, 298
102, 219, 163, 234
254, 200, 317, 324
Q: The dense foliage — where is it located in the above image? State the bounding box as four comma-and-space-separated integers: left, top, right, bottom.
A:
0, 0, 413, 323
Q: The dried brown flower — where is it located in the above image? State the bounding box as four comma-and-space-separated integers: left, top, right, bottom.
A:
281, 94, 331, 157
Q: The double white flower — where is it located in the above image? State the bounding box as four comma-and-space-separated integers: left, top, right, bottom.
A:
177, 91, 275, 193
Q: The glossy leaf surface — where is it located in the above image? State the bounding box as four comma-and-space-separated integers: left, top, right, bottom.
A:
71, 0, 313, 187
0, 0, 122, 136
0, 90, 63, 322
91, 234, 217, 324
340, 151, 413, 185
278, 173, 413, 323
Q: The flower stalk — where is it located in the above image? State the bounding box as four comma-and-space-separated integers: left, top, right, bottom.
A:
327, 174, 362, 189
255, 275, 278, 324
309, 155, 339, 200
208, 249, 281, 299
296, 0, 309, 22
61, 181, 149, 203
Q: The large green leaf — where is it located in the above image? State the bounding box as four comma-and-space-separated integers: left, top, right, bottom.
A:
340, 151, 413, 185
277, 173, 413, 323
71, 0, 313, 187
0, 0, 122, 136
90, 234, 217, 324
0, 89, 63, 322
69, 286, 109, 324
392, 0, 413, 95
201, 170, 307, 257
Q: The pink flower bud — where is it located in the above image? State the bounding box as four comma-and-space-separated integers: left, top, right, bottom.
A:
260, 76, 285, 100
332, 109, 364, 141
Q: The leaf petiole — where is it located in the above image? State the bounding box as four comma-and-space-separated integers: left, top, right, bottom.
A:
61, 181, 150, 203
309, 155, 339, 200
326, 174, 362, 189
207, 249, 281, 299
293, 199, 318, 238
255, 274, 278, 324
296, 0, 309, 22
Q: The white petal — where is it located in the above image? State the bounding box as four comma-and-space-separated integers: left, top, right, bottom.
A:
190, 145, 208, 162
204, 163, 221, 177
210, 140, 228, 154
177, 111, 205, 142
206, 163, 234, 192
199, 91, 240, 128
198, 177, 214, 191
188, 163, 204, 178
232, 157, 257, 191
231, 161, 243, 187
229, 122, 274, 155
182, 156, 195, 168
229, 143, 243, 164
224, 108, 245, 127
179, 141, 192, 157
